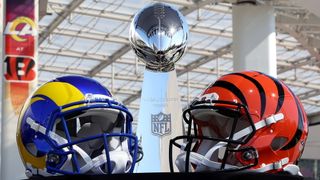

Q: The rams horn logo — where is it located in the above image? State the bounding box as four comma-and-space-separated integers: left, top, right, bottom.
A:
5, 16, 37, 42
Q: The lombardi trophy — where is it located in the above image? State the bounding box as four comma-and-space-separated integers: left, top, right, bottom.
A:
129, 3, 189, 172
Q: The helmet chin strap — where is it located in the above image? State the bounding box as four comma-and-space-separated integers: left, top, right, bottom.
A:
175, 142, 238, 172
249, 156, 303, 176
89, 139, 133, 174
26, 117, 133, 175
175, 113, 295, 174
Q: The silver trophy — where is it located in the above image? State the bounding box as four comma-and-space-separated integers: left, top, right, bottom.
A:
129, 2, 189, 72
129, 3, 189, 172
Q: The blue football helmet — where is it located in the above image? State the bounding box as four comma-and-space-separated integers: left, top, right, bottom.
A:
17, 76, 140, 177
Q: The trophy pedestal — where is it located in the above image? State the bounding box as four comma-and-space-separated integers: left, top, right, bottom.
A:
135, 70, 183, 172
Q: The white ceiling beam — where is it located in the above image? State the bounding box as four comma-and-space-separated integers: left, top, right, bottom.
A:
287, 0, 320, 18
39, 47, 320, 74
39, 47, 109, 61
39, 47, 233, 73
308, 37, 320, 48
277, 56, 316, 74
300, 26, 320, 34
38, 78, 140, 95
179, 0, 215, 15
88, 45, 131, 77
276, 13, 320, 26
50, 25, 233, 40
53, 28, 129, 44
160, 0, 232, 14
39, 0, 84, 44
177, 44, 232, 76
278, 24, 320, 63
301, 99, 320, 107
307, 110, 320, 125
39, 66, 211, 89
47, 4, 300, 50
283, 79, 320, 90
39, 0, 48, 20
44, 27, 300, 54
39, 42, 230, 59
298, 89, 320, 100
48, 4, 133, 22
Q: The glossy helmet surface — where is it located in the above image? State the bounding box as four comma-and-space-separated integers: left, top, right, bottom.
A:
170, 71, 308, 174
129, 2, 189, 72
17, 76, 139, 177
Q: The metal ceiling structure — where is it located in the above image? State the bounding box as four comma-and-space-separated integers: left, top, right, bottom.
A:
38, 0, 320, 128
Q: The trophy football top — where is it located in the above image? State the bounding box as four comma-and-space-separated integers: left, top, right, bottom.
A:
129, 3, 189, 72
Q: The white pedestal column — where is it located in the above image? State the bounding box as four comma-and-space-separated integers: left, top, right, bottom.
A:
232, 4, 277, 77
135, 70, 183, 172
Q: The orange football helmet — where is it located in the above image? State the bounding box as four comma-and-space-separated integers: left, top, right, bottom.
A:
170, 71, 308, 175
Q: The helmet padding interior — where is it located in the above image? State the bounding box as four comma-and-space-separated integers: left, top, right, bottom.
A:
55, 108, 126, 156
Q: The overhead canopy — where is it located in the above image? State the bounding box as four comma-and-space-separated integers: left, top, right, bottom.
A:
38, 0, 320, 128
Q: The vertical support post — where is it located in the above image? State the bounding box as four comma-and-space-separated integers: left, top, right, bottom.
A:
0, 0, 4, 175
232, 4, 277, 77
216, 58, 220, 77
135, 57, 139, 75
111, 62, 114, 94
1, 0, 38, 179
187, 72, 190, 104
314, 160, 318, 179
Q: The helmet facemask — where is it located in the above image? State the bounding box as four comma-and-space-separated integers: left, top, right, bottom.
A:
169, 100, 258, 172
26, 99, 139, 175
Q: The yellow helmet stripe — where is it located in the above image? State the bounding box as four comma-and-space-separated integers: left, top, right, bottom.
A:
33, 81, 84, 107
17, 81, 85, 169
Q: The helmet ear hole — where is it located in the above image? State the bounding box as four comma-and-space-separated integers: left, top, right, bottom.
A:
271, 136, 288, 151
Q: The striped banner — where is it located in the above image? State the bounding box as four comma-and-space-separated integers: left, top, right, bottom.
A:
1, 0, 38, 179
3, 0, 37, 113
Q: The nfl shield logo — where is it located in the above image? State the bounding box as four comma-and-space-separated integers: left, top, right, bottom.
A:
151, 112, 171, 136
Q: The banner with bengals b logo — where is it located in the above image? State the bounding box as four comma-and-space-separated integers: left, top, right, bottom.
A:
4, 56, 36, 81
3, 0, 37, 114
3, 56, 36, 112
2, 0, 38, 179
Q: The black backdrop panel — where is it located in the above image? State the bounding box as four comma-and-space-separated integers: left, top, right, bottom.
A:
27, 172, 313, 180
